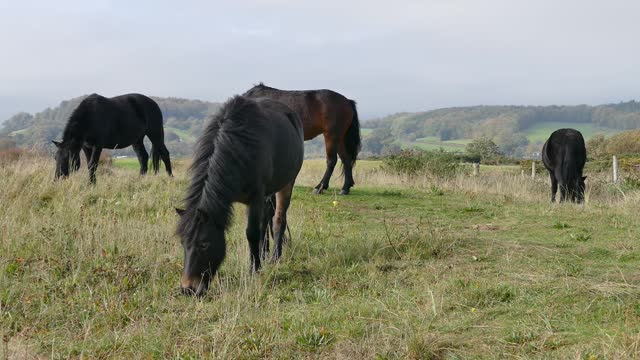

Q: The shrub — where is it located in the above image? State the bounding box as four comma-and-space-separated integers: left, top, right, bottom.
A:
382, 149, 461, 178
0, 148, 46, 166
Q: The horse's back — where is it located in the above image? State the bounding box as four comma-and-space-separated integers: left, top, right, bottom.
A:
245, 85, 354, 140
542, 128, 586, 175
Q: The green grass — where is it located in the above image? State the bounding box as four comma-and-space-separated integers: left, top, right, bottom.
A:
522, 122, 620, 143
401, 137, 468, 151
1, 157, 640, 358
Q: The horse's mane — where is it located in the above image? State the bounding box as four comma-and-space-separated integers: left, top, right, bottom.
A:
61, 94, 97, 143
176, 96, 262, 243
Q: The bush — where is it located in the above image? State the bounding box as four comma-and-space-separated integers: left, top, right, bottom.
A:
0, 148, 43, 166
382, 149, 461, 178
0, 148, 25, 164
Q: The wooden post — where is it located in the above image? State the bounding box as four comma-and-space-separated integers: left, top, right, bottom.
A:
521, 169, 525, 177
472, 163, 479, 176
531, 161, 536, 179
613, 155, 619, 184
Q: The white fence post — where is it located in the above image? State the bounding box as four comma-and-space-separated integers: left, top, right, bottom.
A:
613, 155, 619, 184
531, 161, 536, 179
472, 163, 479, 176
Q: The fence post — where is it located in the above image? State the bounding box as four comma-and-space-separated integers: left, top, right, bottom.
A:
521, 169, 525, 177
472, 163, 479, 176
531, 161, 536, 179
613, 155, 619, 184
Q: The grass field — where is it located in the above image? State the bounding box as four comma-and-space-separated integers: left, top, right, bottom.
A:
390, 123, 620, 152
2, 157, 640, 358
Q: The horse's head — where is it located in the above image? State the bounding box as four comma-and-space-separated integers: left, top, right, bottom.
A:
52, 140, 70, 179
176, 208, 226, 296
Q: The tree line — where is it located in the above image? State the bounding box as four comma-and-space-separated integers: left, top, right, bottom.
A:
3, 97, 640, 159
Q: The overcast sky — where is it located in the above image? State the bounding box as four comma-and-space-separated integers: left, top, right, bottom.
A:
1, 0, 639, 121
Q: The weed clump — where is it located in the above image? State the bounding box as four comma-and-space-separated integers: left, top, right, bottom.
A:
382, 149, 461, 179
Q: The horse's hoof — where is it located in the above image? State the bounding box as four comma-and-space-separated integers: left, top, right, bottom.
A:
339, 189, 350, 195
313, 188, 325, 195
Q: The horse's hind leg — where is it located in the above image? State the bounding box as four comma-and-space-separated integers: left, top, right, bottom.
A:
338, 144, 355, 195
246, 198, 265, 272
132, 141, 149, 175
272, 182, 294, 261
149, 139, 172, 176
314, 135, 338, 194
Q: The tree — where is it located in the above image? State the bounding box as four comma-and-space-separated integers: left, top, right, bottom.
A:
465, 137, 501, 162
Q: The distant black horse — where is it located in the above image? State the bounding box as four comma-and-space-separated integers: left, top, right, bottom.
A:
176, 96, 304, 296
542, 128, 587, 203
52, 93, 172, 183
244, 83, 361, 195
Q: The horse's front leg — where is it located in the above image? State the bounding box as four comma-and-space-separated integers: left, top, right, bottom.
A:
246, 197, 265, 272
70, 150, 81, 173
87, 147, 102, 184
314, 137, 337, 194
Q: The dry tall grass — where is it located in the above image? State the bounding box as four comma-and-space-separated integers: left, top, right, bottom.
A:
1, 154, 640, 358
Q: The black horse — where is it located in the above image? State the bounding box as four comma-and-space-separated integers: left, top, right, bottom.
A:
244, 83, 361, 195
176, 96, 304, 296
542, 128, 587, 203
52, 93, 172, 183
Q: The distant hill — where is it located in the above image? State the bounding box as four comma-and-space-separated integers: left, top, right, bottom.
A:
361, 102, 640, 157
3, 97, 640, 159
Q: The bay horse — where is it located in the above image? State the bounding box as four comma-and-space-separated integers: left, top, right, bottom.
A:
244, 83, 361, 195
52, 93, 172, 183
542, 128, 587, 203
176, 96, 304, 296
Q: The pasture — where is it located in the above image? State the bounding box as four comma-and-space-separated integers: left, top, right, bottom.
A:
522, 122, 620, 144
2, 157, 640, 358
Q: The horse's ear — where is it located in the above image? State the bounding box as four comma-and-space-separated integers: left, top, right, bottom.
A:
175, 208, 186, 216
52, 140, 62, 148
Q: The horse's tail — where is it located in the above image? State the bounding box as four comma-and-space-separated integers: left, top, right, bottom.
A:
344, 99, 361, 168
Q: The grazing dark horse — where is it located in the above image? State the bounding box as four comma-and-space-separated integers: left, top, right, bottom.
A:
542, 128, 587, 203
176, 96, 304, 296
52, 93, 172, 183
244, 83, 361, 195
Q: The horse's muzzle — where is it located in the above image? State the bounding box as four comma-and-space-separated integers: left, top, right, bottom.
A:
181, 275, 208, 297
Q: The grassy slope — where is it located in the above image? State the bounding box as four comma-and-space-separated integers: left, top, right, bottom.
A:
165, 127, 195, 142
1, 158, 640, 358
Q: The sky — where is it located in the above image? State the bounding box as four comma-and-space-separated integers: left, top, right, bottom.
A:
1, 0, 640, 121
